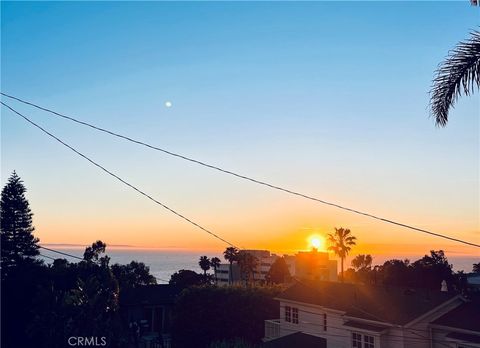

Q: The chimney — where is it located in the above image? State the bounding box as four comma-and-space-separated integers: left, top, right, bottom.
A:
441, 280, 448, 292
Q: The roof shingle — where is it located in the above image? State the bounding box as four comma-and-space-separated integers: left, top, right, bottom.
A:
277, 280, 457, 325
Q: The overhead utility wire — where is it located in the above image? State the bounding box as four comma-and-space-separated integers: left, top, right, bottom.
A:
40, 247, 170, 283
39, 248, 170, 283
1, 102, 238, 249
39, 245, 84, 260
1, 92, 478, 248
39, 253, 58, 261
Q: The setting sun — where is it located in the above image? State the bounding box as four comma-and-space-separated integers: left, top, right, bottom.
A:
308, 234, 326, 251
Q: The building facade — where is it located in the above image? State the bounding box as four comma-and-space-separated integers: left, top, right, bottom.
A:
215, 249, 337, 286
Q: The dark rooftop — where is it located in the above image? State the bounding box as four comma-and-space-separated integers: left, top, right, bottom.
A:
446, 332, 480, 344
277, 280, 457, 325
432, 296, 480, 332
263, 332, 326, 348
120, 284, 181, 306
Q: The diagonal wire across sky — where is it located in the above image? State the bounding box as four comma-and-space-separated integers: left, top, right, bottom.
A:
1, 93, 479, 248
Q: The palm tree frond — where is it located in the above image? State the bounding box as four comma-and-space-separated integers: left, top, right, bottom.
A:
430, 30, 480, 127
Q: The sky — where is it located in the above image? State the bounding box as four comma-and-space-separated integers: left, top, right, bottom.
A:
1, 2, 479, 259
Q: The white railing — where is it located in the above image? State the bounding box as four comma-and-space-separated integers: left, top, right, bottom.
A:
264, 319, 281, 341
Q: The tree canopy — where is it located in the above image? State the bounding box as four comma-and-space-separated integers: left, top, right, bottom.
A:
1, 171, 39, 278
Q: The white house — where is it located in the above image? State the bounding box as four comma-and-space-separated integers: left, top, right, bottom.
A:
264, 280, 480, 348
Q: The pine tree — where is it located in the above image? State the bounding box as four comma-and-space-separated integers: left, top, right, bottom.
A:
1, 171, 39, 277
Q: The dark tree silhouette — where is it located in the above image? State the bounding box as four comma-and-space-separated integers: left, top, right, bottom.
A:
83, 240, 110, 266
1, 171, 39, 278
411, 250, 453, 290
223, 247, 239, 285
199, 255, 211, 278
210, 257, 221, 283
111, 261, 157, 289
237, 251, 258, 286
473, 262, 480, 274
351, 254, 373, 271
169, 269, 204, 289
171, 286, 281, 348
327, 227, 356, 282
430, 30, 480, 126
265, 257, 290, 284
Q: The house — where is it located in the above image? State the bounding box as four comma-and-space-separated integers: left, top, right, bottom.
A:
431, 296, 480, 348
264, 280, 480, 348
120, 284, 181, 348
215, 249, 337, 286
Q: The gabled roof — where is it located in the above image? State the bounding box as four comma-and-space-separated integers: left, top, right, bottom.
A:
446, 332, 480, 344
431, 296, 480, 332
120, 284, 181, 306
277, 280, 457, 325
263, 332, 327, 348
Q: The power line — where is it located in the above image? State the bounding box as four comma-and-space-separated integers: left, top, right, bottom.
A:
38, 245, 171, 283
1, 92, 478, 248
1, 101, 239, 249
39, 245, 84, 260
38, 253, 57, 261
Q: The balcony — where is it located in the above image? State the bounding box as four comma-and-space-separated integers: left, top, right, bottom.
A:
264, 319, 281, 341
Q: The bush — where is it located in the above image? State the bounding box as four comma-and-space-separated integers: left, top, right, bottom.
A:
171, 286, 282, 348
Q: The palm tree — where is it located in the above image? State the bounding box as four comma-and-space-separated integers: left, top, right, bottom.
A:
237, 251, 258, 286
327, 227, 357, 282
430, 30, 480, 127
198, 256, 211, 280
223, 247, 239, 285
210, 257, 221, 284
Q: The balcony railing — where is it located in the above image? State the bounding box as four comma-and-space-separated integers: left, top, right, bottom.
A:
264, 319, 281, 341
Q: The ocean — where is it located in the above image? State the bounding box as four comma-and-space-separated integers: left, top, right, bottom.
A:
39, 247, 479, 283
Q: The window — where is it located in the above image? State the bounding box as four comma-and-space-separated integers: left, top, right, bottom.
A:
364, 335, 374, 348
285, 306, 291, 322
352, 333, 375, 348
292, 308, 299, 324
352, 333, 362, 348
323, 313, 327, 331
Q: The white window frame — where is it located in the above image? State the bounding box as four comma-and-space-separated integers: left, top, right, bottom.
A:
352, 332, 362, 348
351, 332, 375, 348
364, 334, 375, 348
292, 307, 299, 324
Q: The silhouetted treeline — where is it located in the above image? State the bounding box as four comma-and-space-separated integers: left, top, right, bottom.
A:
344, 251, 477, 293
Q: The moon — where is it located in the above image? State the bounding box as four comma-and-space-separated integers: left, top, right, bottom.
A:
165, 101, 172, 108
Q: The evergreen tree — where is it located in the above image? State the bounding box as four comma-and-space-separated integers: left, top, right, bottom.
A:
1, 171, 39, 278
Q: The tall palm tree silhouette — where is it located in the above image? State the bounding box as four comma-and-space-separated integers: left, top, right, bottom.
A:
198, 256, 211, 280
210, 257, 221, 284
223, 247, 239, 285
430, 30, 480, 126
327, 227, 356, 282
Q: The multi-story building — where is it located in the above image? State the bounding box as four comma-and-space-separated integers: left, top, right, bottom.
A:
295, 250, 338, 281
214, 249, 337, 286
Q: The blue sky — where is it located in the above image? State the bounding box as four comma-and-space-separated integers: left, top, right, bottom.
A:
1, 2, 478, 254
